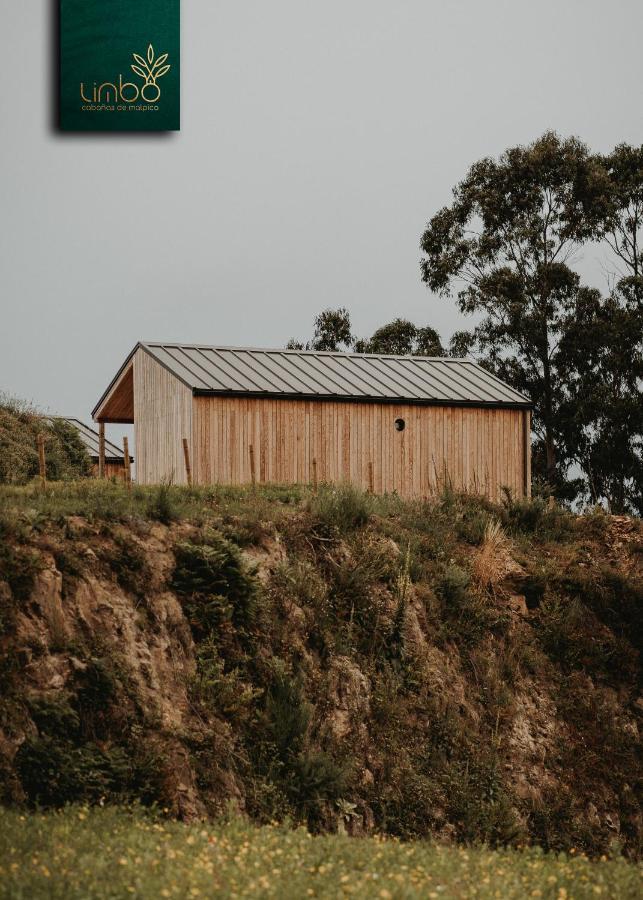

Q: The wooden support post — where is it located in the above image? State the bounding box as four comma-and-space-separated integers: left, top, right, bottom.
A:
182, 438, 193, 487
98, 422, 105, 479
123, 437, 131, 491
311, 458, 318, 493
249, 443, 256, 487
37, 433, 46, 488
368, 461, 374, 494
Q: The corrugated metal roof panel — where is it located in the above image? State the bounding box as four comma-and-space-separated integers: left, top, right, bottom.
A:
89, 342, 529, 411
136, 342, 530, 406
53, 418, 128, 462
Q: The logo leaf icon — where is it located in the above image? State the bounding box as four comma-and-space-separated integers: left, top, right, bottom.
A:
152, 53, 168, 70
155, 64, 171, 79
147, 44, 154, 65
131, 64, 146, 78
133, 53, 148, 68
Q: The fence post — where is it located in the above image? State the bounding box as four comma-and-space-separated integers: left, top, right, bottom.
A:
123, 437, 132, 491
368, 461, 374, 494
311, 457, 318, 493
37, 433, 46, 488
182, 438, 193, 487
249, 443, 256, 487
98, 422, 105, 478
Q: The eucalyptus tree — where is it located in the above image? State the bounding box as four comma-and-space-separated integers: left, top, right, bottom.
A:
354, 318, 444, 356
602, 143, 643, 289
287, 307, 353, 352
420, 132, 610, 491
557, 279, 643, 513
289, 310, 445, 358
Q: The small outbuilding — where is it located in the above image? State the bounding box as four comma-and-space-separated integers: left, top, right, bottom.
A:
92, 342, 531, 500
55, 417, 131, 480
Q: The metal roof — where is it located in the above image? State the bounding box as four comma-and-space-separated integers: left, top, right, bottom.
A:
140, 342, 529, 407
53, 417, 130, 462
93, 342, 531, 416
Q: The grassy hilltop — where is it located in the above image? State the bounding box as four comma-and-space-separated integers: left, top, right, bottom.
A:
0, 479, 641, 895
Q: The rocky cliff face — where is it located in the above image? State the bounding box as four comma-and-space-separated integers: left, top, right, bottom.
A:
0, 487, 641, 857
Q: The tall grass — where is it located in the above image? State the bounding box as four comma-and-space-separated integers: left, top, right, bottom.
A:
0, 807, 640, 900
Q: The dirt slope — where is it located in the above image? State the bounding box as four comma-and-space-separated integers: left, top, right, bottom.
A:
0, 485, 641, 857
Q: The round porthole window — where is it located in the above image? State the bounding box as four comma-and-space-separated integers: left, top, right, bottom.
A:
394, 418, 405, 432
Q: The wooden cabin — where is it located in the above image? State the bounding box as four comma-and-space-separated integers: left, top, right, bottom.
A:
55, 417, 132, 480
92, 342, 531, 500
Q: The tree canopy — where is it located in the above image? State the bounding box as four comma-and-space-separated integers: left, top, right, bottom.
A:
288, 312, 444, 357
421, 132, 642, 512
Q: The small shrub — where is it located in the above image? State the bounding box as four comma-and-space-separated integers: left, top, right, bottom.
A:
522, 571, 547, 609
172, 531, 258, 635
453, 495, 497, 546
0, 544, 42, 603
500, 491, 571, 541
192, 637, 261, 723
553, 564, 643, 656
436, 564, 507, 646
146, 482, 178, 524
308, 484, 372, 535
288, 749, 348, 825
264, 666, 311, 759
53, 548, 86, 599
442, 755, 522, 846
0, 396, 91, 485
73, 656, 130, 741
323, 538, 398, 655
15, 737, 164, 808
436, 563, 471, 608
471, 520, 519, 590
535, 597, 621, 676
106, 535, 151, 599
53, 548, 85, 578
27, 694, 80, 738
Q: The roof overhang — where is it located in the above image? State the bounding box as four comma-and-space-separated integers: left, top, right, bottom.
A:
92, 344, 138, 423
192, 388, 533, 410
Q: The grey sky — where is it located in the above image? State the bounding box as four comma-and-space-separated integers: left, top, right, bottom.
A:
1, 1, 641, 448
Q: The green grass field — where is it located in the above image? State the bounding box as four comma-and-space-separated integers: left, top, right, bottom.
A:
0, 808, 640, 899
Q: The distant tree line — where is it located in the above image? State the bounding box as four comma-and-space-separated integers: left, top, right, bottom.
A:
287, 310, 445, 358
288, 134, 643, 514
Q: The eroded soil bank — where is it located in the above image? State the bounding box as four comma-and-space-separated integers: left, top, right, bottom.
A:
0, 484, 641, 857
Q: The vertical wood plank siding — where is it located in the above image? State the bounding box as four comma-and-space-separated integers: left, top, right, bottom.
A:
133, 350, 193, 485
89, 462, 127, 481
192, 395, 528, 500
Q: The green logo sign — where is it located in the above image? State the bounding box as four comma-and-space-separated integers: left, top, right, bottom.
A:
60, 0, 180, 132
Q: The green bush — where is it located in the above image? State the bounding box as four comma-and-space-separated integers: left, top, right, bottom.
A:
146, 482, 178, 524
0, 544, 43, 634
553, 564, 643, 657
535, 596, 621, 676
265, 666, 311, 759
105, 535, 151, 600
500, 491, 571, 540
435, 564, 506, 646
255, 665, 347, 827
27, 694, 80, 738
288, 750, 348, 824
192, 637, 261, 723
172, 531, 258, 635
17, 685, 164, 808
442, 755, 522, 846
0, 396, 91, 484
308, 484, 372, 535
15, 737, 163, 808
